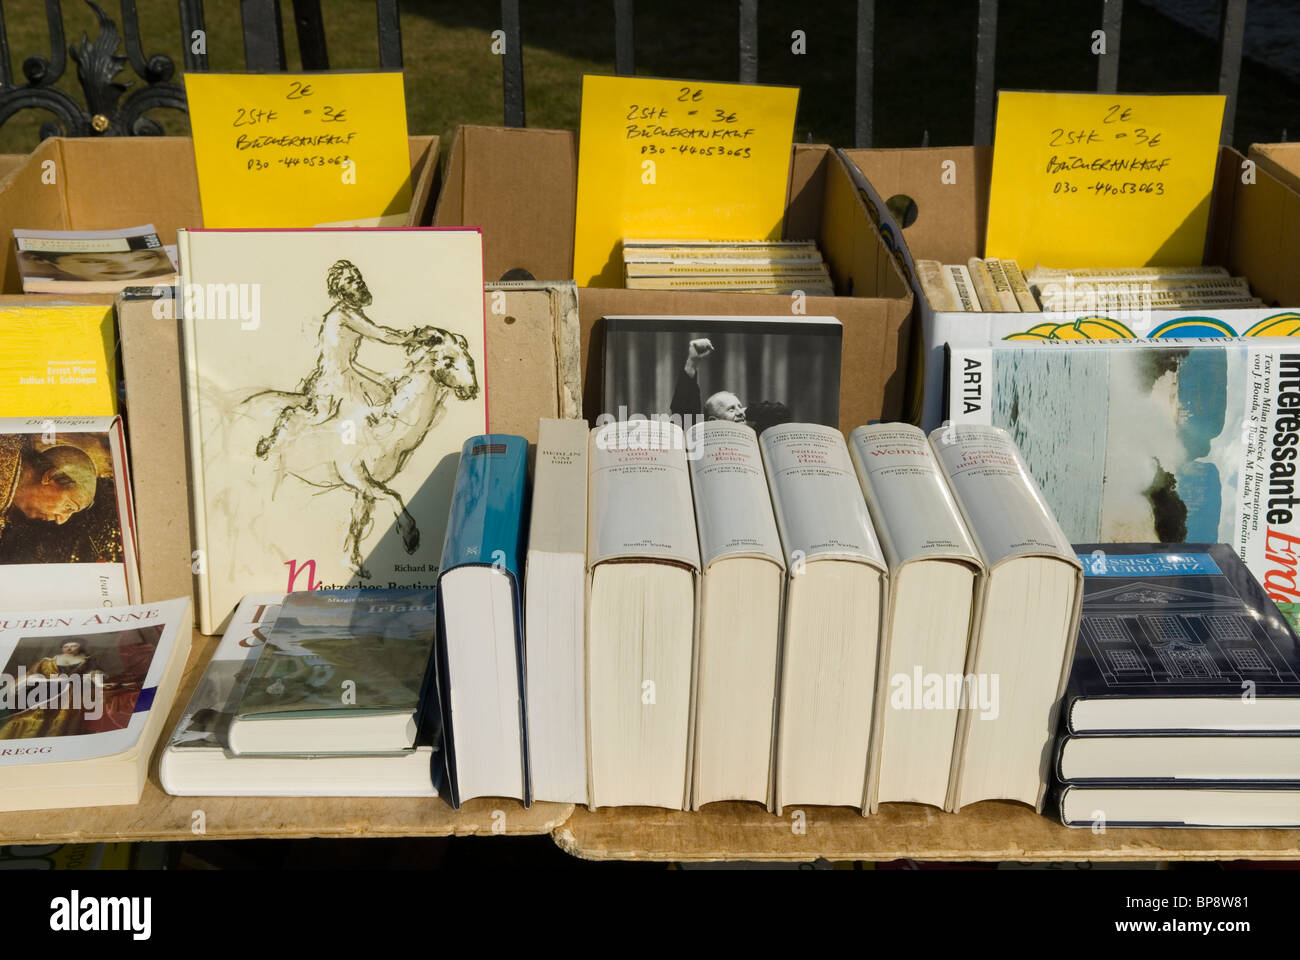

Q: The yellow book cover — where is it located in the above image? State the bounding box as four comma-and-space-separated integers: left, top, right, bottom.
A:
0, 305, 116, 416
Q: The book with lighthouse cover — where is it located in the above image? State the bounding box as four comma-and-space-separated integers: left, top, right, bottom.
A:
178, 227, 487, 634
225, 588, 439, 756
947, 337, 1300, 631
160, 593, 438, 796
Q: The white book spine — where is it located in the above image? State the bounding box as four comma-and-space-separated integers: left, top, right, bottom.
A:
758, 423, 886, 568
965, 258, 1001, 312
848, 424, 980, 568
525, 417, 589, 805
687, 420, 784, 810
761, 424, 887, 814
927, 424, 1078, 567
688, 421, 784, 569
848, 424, 982, 811
586, 419, 700, 811
994, 259, 1041, 312
587, 420, 700, 570
944, 264, 979, 312
916, 259, 956, 312
981, 258, 1022, 312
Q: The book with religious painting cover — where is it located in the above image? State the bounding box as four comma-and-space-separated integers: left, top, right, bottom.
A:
0, 416, 140, 609
0, 596, 190, 811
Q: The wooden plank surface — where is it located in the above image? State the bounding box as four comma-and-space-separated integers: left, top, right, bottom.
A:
7, 627, 1298, 859
553, 801, 1300, 862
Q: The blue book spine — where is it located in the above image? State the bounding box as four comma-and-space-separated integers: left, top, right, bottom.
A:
438, 435, 530, 581
433, 434, 531, 807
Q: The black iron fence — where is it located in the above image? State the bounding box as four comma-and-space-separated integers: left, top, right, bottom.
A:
0, 0, 1254, 145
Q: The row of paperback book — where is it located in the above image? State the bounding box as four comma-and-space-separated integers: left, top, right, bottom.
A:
918, 260, 1261, 314
620, 238, 834, 295
164, 417, 1084, 815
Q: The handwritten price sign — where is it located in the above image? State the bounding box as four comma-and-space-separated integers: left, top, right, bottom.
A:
984, 91, 1225, 268
185, 72, 412, 228
573, 75, 799, 287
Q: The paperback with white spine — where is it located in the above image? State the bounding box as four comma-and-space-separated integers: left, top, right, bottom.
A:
849, 424, 982, 810
850, 425, 979, 567
929, 424, 1083, 812
761, 424, 886, 567
930, 425, 1078, 566
524, 417, 589, 804
687, 420, 784, 809
761, 423, 888, 813
689, 421, 784, 569
587, 421, 701, 569
586, 420, 700, 809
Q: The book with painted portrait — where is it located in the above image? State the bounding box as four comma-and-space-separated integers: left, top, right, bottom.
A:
0, 415, 140, 609
0, 596, 190, 812
178, 228, 488, 634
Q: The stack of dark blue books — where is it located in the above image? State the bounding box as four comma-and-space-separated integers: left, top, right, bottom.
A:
1057, 543, 1300, 828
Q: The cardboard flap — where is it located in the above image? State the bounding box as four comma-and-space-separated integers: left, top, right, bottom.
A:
434, 125, 578, 283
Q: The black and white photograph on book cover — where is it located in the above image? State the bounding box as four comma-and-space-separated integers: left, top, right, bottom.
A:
601, 315, 842, 436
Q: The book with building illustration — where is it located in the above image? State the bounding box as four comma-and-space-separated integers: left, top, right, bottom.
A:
1065, 543, 1300, 735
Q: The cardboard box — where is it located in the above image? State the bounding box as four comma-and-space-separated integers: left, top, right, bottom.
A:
843, 145, 1300, 428
483, 280, 583, 443
1249, 142, 1300, 194
0, 154, 26, 183
0, 135, 441, 294
117, 289, 194, 608
433, 126, 915, 432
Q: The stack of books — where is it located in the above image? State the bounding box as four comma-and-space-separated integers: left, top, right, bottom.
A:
1026, 265, 1262, 313
1057, 543, 1300, 828
621, 238, 834, 294
916, 257, 1039, 312
523, 417, 1083, 815
918, 259, 1260, 313
160, 589, 440, 797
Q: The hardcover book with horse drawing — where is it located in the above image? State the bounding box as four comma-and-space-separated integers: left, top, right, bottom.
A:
178, 228, 487, 634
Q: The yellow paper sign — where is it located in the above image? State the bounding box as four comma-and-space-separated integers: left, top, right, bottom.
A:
184, 72, 412, 228
984, 91, 1225, 268
573, 75, 800, 287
